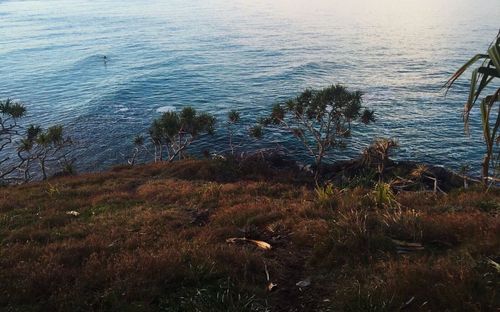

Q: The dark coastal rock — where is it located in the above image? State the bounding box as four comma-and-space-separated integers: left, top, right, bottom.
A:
397, 161, 465, 191
233, 149, 469, 191
321, 159, 467, 191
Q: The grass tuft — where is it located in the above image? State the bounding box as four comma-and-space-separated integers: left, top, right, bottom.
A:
0, 159, 498, 311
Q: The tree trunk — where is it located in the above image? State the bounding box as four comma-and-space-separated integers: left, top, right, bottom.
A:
129, 148, 138, 165
178, 134, 183, 160
40, 158, 47, 180
482, 153, 491, 185
168, 139, 193, 162
315, 152, 324, 183
24, 160, 31, 183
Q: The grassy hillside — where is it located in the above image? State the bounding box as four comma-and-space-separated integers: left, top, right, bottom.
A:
0, 159, 498, 311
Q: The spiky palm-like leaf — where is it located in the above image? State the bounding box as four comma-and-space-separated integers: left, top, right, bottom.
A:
444, 30, 500, 183
149, 107, 216, 162
259, 84, 375, 182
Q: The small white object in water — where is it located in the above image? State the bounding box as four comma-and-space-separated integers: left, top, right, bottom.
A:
66, 211, 80, 217
156, 106, 176, 113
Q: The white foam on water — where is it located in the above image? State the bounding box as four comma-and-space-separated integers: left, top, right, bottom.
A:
156, 106, 176, 113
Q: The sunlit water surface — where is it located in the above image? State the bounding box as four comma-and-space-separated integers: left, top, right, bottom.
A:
1, 0, 499, 173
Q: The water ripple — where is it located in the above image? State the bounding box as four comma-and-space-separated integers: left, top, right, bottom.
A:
0, 0, 498, 174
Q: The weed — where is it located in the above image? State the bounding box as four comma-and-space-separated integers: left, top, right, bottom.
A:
314, 183, 339, 209
0, 159, 498, 311
372, 182, 399, 209
477, 200, 500, 213
159, 279, 269, 312
45, 182, 60, 197
380, 208, 423, 242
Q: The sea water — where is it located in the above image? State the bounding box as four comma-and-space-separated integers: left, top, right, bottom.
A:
1, 0, 499, 173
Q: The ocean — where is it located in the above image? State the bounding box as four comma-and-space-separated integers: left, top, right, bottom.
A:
1, 0, 499, 173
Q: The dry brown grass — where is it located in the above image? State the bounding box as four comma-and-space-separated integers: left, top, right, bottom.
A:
0, 159, 498, 311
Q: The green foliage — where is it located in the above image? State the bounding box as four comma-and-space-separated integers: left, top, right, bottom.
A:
346, 168, 378, 188
372, 182, 398, 209
360, 109, 376, 124
1, 101, 72, 183
17, 124, 72, 180
259, 85, 375, 180
249, 125, 263, 139
445, 31, 500, 183
149, 107, 216, 162
0, 99, 27, 182
315, 183, 339, 209
36, 125, 64, 146
26, 124, 41, 141
228, 110, 240, 124
128, 135, 146, 166
60, 161, 77, 176
476, 199, 500, 213
0, 98, 26, 119
23, 125, 68, 148
133, 135, 144, 146
361, 138, 399, 179
45, 183, 61, 197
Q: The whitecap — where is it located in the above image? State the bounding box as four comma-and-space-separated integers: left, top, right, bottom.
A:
156, 106, 176, 113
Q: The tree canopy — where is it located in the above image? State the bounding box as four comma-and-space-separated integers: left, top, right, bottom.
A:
260, 84, 375, 180
149, 107, 216, 162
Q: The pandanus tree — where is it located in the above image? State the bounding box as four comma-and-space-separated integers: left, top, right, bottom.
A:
259, 84, 375, 181
128, 135, 145, 166
149, 107, 216, 162
361, 138, 399, 181
444, 30, 500, 184
17, 125, 73, 180
0, 99, 26, 181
